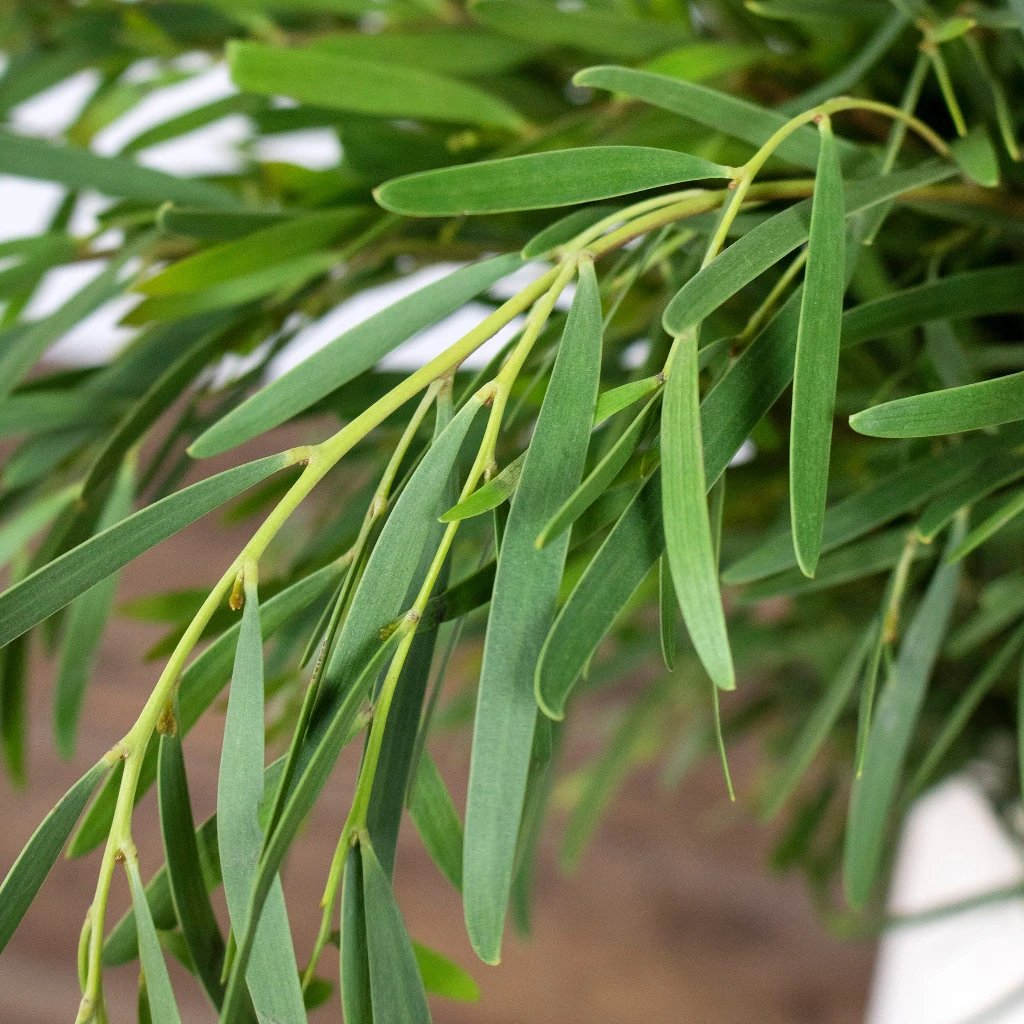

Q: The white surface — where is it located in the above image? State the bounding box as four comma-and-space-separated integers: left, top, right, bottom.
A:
870, 778, 1024, 1024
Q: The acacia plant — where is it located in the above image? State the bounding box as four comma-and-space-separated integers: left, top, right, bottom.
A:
2, 0, 1024, 1019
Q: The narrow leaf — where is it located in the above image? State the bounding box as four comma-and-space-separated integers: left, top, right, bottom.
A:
375, 147, 731, 217
467, 260, 602, 963
441, 454, 525, 523
158, 730, 226, 1007
0, 759, 107, 953
0, 453, 292, 649
409, 753, 464, 892
790, 118, 846, 576
413, 942, 479, 1002
229, 41, 523, 131
843, 519, 965, 908
216, 574, 307, 1024
661, 335, 733, 688
851, 369, 1024, 438
126, 858, 183, 1024
361, 841, 432, 1024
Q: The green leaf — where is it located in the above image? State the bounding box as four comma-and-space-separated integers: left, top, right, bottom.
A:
54, 459, 135, 758
951, 128, 1000, 187
467, 260, 602, 963
229, 41, 524, 131
843, 518, 966, 908
126, 857, 184, 1024
521, 207, 618, 260
738, 527, 924, 601
0, 249, 137, 405
341, 845, 371, 1024
723, 444, 973, 583
409, 753, 464, 891
661, 336, 733, 689
0, 485, 78, 572
0, 758, 107, 953
537, 393, 657, 549
642, 42, 762, 82
472, 0, 690, 59
192, 255, 519, 457
760, 625, 875, 820
361, 841, 432, 1024
157, 730, 226, 1008
946, 485, 1024, 562
917, 432, 1024, 540
663, 162, 953, 337
574, 65, 867, 171
0, 452, 292, 650
536, 472, 662, 716
413, 942, 480, 1002
441, 454, 525, 523
851, 369, 1024, 438
157, 206, 294, 242
594, 376, 663, 425
842, 266, 1024, 346
138, 211, 366, 297
315, 27, 540, 75
216, 573, 307, 1024
0, 130, 237, 207
790, 118, 846, 577
375, 147, 731, 217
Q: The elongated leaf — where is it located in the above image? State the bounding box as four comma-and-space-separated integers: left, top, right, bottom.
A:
193, 256, 518, 457
843, 519, 965, 908
0, 485, 77, 572
575, 65, 868, 171
521, 207, 617, 260
842, 266, 1024, 346
54, 460, 135, 758
739, 527, 924, 601
537, 472, 662, 715
661, 336, 733, 688
126, 858, 183, 1024
375, 147, 731, 217
158, 731, 226, 1007
723, 445, 973, 584
139, 211, 366, 297
472, 0, 689, 59
0, 758, 107, 953
594, 376, 663, 425
315, 28, 539, 75
761, 625, 875, 819
851, 369, 1024, 438
538, 393, 657, 548
413, 942, 479, 1002
467, 261, 602, 963
409, 753, 464, 891
0, 250, 136, 405
0, 453, 292, 649
917, 433, 1024, 540
158, 206, 293, 242
790, 119, 846, 576
0, 130, 237, 207
361, 841, 432, 1024
946, 486, 1024, 562
663, 162, 953, 336
217, 574, 307, 1024
229, 41, 523, 131
442, 454, 525, 522
341, 845, 371, 1024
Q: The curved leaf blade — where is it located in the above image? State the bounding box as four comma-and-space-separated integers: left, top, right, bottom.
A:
790, 119, 846, 577
661, 335, 733, 688
0, 758, 107, 953
851, 369, 1024, 438
375, 147, 731, 217
466, 260, 602, 963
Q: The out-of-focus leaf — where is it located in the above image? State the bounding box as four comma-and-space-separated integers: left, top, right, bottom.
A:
413, 941, 479, 1002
